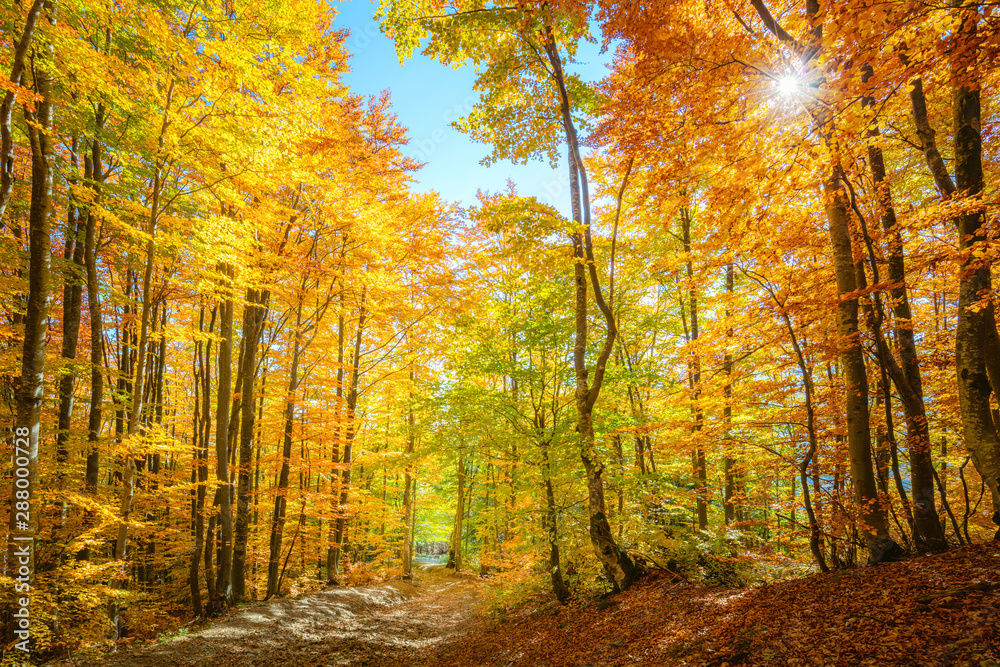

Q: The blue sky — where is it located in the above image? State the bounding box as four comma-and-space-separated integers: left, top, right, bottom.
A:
331, 0, 612, 218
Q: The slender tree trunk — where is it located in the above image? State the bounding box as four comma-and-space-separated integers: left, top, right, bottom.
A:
541, 438, 570, 602
333, 292, 366, 574
56, 151, 86, 480
448, 449, 465, 571
401, 368, 416, 577
410, 481, 418, 566
543, 27, 638, 592
0, 0, 44, 223
267, 297, 303, 598
189, 311, 208, 617
251, 364, 266, 588
144, 305, 167, 584
80, 112, 106, 560
723, 262, 737, 525
7, 7, 55, 646
114, 275, 132, 453
201, 308, 217, 605
213, 261, 234, 601
826, 166, 899, 563
682, 207, 708, 530
861, 63, 946, 550
781, 313, 828, 571
326, 285, 347, 579
951, 2, 1000, 530
233, 288, 267, 601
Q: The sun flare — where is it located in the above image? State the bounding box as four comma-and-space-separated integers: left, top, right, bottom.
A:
776, 74, 799, 96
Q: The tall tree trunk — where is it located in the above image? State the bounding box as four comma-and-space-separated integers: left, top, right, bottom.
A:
80, 110, 106, 561
251, 363, 266, 587
541, 438, 570, 602
0, 0, 44, 223
326, 284, 347, 579
410, 481, 418, 565
904, 14, 1000, 530
543, 27, 638, 592
144, 305, 167, 584
448, 448, 465, 571
682, 207, 708, 530
750, 0, 900, 565
951, 2, 1000, 530
213, 261, 234, 601
861, 64, 946, 550
826, 166, 899, 563
55, 149, 86, 481
723, 262, 737, 525
114, 274, 133, 452
201, 308, 217, 605
781, 306, 828, 571
7, 5, 55, 645
189, 343, 204, 616
332, 292, 366, 575
401, 367, 416, 577
267, 297, 303, 598
235, 211, 295, 596
233, 287, 267, 601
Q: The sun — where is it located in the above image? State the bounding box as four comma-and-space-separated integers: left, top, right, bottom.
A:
776, 75, 799, 97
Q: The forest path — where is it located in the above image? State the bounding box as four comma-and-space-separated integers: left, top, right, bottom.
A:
83, 565, 482, 667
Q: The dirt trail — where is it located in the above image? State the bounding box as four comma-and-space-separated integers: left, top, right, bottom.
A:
80, 566, 482, 667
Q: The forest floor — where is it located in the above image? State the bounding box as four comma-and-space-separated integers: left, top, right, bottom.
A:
431, 542, 1000, 667
65, 544, 1000, 667
69, 564, 481, 667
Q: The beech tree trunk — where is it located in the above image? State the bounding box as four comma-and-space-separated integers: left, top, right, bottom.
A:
189, 319, 206, 617
401, 367, 416, 577
682, 207, 708, 530
332, 293, 366, 575
826, 167, 900, 563
267, 298, 303, 598
448, 449, 465, 571
951, 5, 1000, 524
213, 261, 234, 602
112, 84, 175, 638
6, 2, 55, 626
232, 287, 268, 601
723, 262, 737, 525
543, 28, 638, 592
780, 307, 828, 572
861, 64, 946, 550
0, 0, 44, 223
904, 12, 1000, 529
190, 305, 216, 614
541, 438, 570, 602
80, 112, 106, 561
326, 301, 346, 579
55, 151, 86, 481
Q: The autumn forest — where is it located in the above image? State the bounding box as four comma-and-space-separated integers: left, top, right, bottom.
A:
0, 0, 998, 663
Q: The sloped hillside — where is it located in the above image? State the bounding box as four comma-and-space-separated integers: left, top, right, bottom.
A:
433, 544, 1000, 667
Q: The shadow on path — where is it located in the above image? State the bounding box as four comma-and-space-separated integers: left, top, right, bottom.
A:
73, 566, 481, 667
